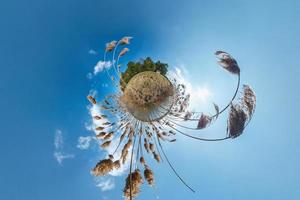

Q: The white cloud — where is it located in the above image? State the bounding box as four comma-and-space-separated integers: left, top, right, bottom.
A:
87, 73, 93, 79
54, 152, 75, 165
88, 49, 97, 55
53, 129, 74, 165
93, 60, 113, 75
87, 60, 114, 79
54, 129, 63, 149
101, 83, 108, 87
95, 177, 115, 191
167, 66, 213, 110
77, 136, 94, 150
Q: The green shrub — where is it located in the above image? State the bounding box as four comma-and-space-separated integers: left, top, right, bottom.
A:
120, 57, 168, 91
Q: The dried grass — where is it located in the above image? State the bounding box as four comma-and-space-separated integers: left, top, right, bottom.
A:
227, 104, 247, 138
144, 138, 150, 153
144, 166, 154, 186
113, 160, 121, 169
101, 140, 111, 148
93, 116, 102, 120
106, 40, 117, 52
123, 169, 143, 200
242, 85, 256, 118
213, 103, 220, 119
87, 95, 97, 104
91, 159, 113, 176
153, 152, 160, 163
215, 51, 240, 75
197, 114, 211, 129
121, 139, 132, 164
95, 126, 105, 131
119, 37, 132, 45
140, 157, 145, 165
119, 48, 129, 57
103, 132, 113, 140
96, 132, 106, 138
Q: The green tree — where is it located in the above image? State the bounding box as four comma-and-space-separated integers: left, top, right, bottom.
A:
120, 57, 168, 91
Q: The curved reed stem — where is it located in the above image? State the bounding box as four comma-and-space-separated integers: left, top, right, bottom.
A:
129, 135, 137, 200
157, 137, 195, 193
112, 41, 123, 79
103, 51, 117, 87
168, 73, 241, 122
165, 122, 230, 141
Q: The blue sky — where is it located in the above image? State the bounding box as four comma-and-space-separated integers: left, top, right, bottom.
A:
1, 0, 300, 199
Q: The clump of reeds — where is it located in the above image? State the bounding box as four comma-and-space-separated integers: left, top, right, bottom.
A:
101, 140, 111, 148
121, 139, 132, 164
87, 95, 97, 105
119, 48, 129, 57
153, 152, 161, 163
106, 40, 117, 52
91, 159, 114, 176
144, 138, 150, 153
197, 113, 212, 129
227, 84, 256, 138
227, 104, 247, 138
93, 116, 102, 120
215, 51, 240, 75
96, 132, 106, 138
119, 37, 132, 45
241, 85, 256, 118
144, 166, 155, 186
113, 160, 121, 169
123, 169, 143, 200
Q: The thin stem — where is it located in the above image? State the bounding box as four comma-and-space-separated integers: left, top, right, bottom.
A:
167, 74, 241, 121
112, 121, 132, 155
103, 51, 118, 87
129, 135, 137, 200
157, 137, 195, 193
165, 122, 230, 141
112, 41, 123, 79
135, 132, 142, 169
210, 73, 241, 118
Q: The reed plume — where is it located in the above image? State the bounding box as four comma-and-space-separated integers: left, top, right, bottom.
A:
106, 40, 117, 52
241, 85, 256, 118
144, 166, 155, 186
123, 169, 143, 200
197, 114, 211, 129
91, 159, 114, 176
227, 104, 247, 138
87, 95, 97, 105
215, 51, 240, 75
101, 140, 111, 148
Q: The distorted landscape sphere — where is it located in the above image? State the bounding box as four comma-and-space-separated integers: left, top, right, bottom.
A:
120, 71, 174, 122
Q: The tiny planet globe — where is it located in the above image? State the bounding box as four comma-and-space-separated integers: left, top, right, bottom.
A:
87, 36, 256, 200
120, 71, 174, 122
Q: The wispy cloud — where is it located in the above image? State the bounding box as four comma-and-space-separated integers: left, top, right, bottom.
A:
167, 66, 213, 110
94, 60, 113, 75
95, 177, 115, 191
54, 129, 63, 149
54, 152, 74, 165
101, 83, 108, 88
53, 129, 74, 165
87, 60, 114, 79
87, 60, 113, 79
88, 49, 97, 55
77, 136, 94, 150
